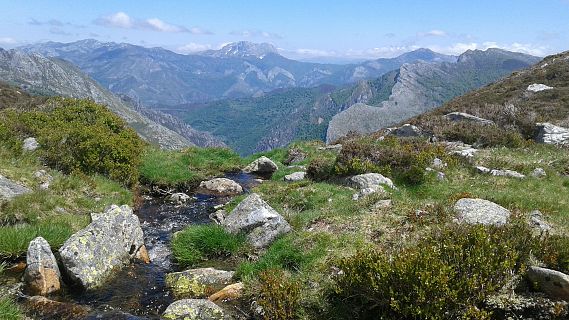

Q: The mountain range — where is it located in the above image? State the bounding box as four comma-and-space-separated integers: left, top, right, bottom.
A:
20, 40, 456, 106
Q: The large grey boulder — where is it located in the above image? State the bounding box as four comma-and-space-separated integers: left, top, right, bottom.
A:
24, 237, 61, 296
348, 173, 396, 190
0, 175, 31, 200
58, 205, 146, 289
166, 268, 235, 298
162, 299, 226, 320
243, 156, 278, 174
454, 198, 511, 226
527, 266, 569, 301
444, 112, 494, 125
23, 137, 39, 151
199, 178, 243, 196
222, 193, 291, 248
535, 123, 569, 145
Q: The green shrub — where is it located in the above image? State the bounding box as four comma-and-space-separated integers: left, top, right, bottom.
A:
171, 225, 246, 268
0, 297, 22, 320
538, 235, 569, 274
253, 269, 301, 320
329, 223, 535, 319
306, 156, 336, 182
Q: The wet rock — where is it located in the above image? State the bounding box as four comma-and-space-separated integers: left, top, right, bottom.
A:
348, 173, 396, 190
162, 299, 226, 320
135, 244, 151, 264
0, 174, 31, 200
24, 296, 91, 320
59, 205, 146, 289
24, 237, 61, 296
199, 178, 243, 196
527, 83, 553, 92
209, 282, 244, 303
284, 172, 306, 182
535, 123, 569, 145
388, 124, 423, 137
444, 112, 494, 125
529, 210, 552, 233
222, 193, 291, 248
527, 266, 569, 301
454, 198, 510, 226
243, 156, 278, 174
23, 137, 39, 151
284, 148, 306, 165
166, 268, 235, 299
167, 193, 192, 205
531, 167, 547, 178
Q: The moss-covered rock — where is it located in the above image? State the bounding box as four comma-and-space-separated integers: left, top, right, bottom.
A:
165, 268, 235, 299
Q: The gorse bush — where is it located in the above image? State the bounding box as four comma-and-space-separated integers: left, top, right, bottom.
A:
171, 225, 246, 268
330, 223, 535, 319
253, 269, 301, 320
0, 98, 144, 186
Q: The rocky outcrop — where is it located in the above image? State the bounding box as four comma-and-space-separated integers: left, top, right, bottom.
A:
444, 112, 494, 125
284, 148, 307, 165
162, 299, 226, 320
454, 198, 510, 226
58, 205, 146, 289
23, 137, 39, 151
209, 282, 244, 303
0, 174, 31, 200
222, 193, 291, 248
243, 156, 278, 175
527, 266, 569, 301
284, 172, 306, 182
326, 103, 385, 144
166, 268, 235, 298
24, 237, 61, 296
199, 178, 243, 196
535, 123, 569, 146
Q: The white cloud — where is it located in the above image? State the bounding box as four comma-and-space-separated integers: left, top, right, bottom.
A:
96, 12, 134, 29
418, 29, 448, 37
95, 12, 211, 34
143, 18, 185, 33
0, 37, 17, 45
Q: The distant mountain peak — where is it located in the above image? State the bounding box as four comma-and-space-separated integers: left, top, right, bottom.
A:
206, 41, 279, 58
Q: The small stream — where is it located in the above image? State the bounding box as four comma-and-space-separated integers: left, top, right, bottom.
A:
5, 173, 260, 319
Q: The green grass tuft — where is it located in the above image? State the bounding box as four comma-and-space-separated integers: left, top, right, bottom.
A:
0, 297, 23, 320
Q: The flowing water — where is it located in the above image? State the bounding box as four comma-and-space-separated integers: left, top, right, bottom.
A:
3, 173, 260, 319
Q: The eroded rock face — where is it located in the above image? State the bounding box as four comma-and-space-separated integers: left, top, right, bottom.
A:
535, 123, 569, 146
162, 299, 226, 320
0, 174, 31, 200
243, 156, 278, 175
58, 205, 146, 289
222, 193, 291, 248
454, 198, 511, 226
527, 266, 569, 301
199, 178, 243, 196
444, 112, 494, 125
24, 237, 61, 296
284, 172, 306, 182
166, 268, 235, 299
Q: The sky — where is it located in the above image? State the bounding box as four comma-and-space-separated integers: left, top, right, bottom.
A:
0, 0, 568, 61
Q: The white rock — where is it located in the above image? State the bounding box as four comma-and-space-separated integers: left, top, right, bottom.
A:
535, 123, 569, 145
527, 84, 553, 92
23, 137, 39, 152
284, 172, 306, 182
531, 168, 547, 178
243, 156, 278, 174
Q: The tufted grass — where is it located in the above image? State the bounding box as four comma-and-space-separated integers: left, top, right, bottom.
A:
0, 297, 22, 320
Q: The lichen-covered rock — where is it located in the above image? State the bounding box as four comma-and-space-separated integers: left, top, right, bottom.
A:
284, 172, 306, 182
243, 156, 278, 174
535, 123, 569, 145
166, 268, 235, 298
444, 112, 494, 125
222, 193, 291, 248
58, 205, 146, 289
0, 174, 31, 200
199, 178, 243, 196
527, 266, 569, 301
454, 198, 511, 226
209, 282, 244, 303
23, 137, 39, 151
162, 299, 226, 320
24, 237, 61, 296
348, 173, 396, 190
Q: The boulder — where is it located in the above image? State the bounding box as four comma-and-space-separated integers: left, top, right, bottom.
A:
222, 193, 291, 248
348, 173, 396, 190
284, 172, 306, 182
531, 168, 547, 178
527, 84, 553, 92
535, 123, 569, 146
23, 137, 39, 151
166, 268, 235, 298
199, 178, 243, 196
58, 205, 146, 289
162, 299, 226, 320
24, 237, 61, 296
209, 282, 244, 303
454, 198, 511, 226
527, 266, 569, 301
388, 124, 423, 137
168, 193, 192, 205
243, 156, 278, 174
0, 175, 31, 200
444, 112, 494, 125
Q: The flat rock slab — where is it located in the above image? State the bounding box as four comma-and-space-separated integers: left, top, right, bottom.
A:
348, 173, 396, 190
163, 299, 226, 320
0, 175, 31, 200
166, 268, 235, 298
527, 266, 569, 301
454, 198, 511, 226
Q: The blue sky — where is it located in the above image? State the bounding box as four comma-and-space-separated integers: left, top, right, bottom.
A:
1, 0, 568, 60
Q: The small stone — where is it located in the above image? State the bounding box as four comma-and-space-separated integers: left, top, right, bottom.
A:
23, 137, 39, 152
531, 168, 547, 178
284, 172, 306, 182
162, 299, 225, 320
432, 158, 446, 170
